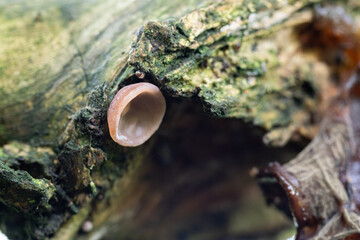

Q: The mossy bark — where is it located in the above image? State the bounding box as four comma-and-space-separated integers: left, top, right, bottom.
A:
0, 0, 355, 239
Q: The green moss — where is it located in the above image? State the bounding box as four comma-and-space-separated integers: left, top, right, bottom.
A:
0, 141, 55, 178
0, 162, 55, 212
127, 0, 322, 135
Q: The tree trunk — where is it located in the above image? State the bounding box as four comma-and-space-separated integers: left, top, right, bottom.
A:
0, 0, 356, 239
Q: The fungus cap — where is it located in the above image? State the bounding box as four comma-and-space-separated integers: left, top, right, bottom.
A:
107, 82, 166, 147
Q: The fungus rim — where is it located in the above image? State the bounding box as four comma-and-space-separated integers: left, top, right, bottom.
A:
107, 82, 166, 147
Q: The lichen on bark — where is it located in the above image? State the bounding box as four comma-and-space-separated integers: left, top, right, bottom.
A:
128, 0, 329, 146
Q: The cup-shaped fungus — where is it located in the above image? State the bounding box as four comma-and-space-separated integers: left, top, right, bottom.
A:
107, 82, 166, 147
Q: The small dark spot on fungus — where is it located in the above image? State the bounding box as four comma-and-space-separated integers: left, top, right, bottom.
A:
107, 82, 166, 147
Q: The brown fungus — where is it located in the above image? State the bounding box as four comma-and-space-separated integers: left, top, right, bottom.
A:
107, 82, 166, 147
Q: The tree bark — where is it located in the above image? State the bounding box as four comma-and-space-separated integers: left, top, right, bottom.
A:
0, 0, 355, 239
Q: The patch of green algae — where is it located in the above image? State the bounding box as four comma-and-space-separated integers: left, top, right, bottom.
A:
0, 159, 55, 212
0, 141, 54, 166
128, 0, 324, 137
0, 142, 56, 210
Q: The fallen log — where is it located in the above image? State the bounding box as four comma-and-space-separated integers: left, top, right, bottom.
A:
0, 0, 356, 239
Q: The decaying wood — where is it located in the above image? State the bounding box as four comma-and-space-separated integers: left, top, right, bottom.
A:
256, 5, 360, 240
0, 0, 358, 239
257, 72, 360, 240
